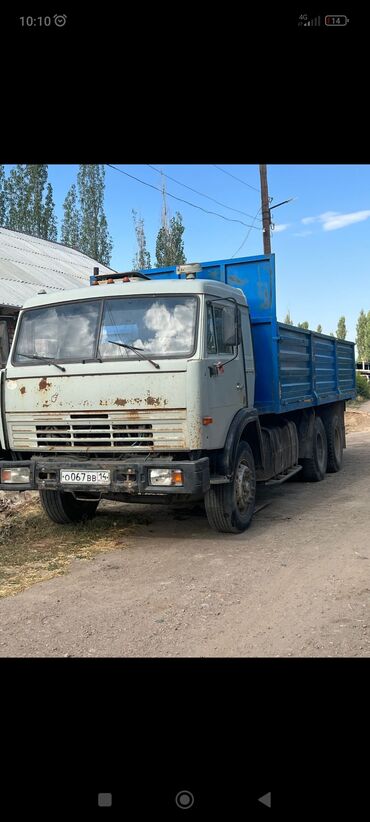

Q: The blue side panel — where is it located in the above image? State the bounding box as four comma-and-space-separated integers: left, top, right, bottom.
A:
277, 324, 356, 411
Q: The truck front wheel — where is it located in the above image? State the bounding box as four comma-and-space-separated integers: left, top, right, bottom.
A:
39, 490, 99, 524
300, 416, 328, 482
205, 441, 256, 533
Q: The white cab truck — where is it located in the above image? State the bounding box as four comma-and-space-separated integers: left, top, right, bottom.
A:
0, 256, 356, 533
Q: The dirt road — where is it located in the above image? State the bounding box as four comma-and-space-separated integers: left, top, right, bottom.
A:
0, 430, 370, 658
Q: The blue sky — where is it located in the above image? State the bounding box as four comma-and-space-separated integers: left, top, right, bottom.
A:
4, 164, 370, 345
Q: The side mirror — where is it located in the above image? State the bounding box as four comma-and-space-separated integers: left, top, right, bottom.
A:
223, 305, 239, 348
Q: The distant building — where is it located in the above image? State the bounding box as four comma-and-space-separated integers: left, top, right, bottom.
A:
0, 227, 115, 366
356, 361, 370, 381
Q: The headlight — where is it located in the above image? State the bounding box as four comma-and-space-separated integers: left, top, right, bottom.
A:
1, 467, 30, 483
149, 468, 184, 487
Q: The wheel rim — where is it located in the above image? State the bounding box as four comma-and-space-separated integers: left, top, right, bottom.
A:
235, 460, 254, 514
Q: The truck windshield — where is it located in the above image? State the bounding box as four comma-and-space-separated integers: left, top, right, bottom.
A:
13, 295, 197, 364
99, 296, 197, 359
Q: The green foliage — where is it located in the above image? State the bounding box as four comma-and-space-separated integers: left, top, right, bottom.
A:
2, 164, 57, 241
132, 210, 151, 269
316, 324, 323, 333
356, 309, 367, 360
0, 165, 5, 225
297, 321, 309, 329
336, 315, 347, 340
77, 165, 113, 265
156, 212, 186, 267
41, 183, 57, 242
356, 373, 370, 399
61, 184, 80, 248
283, 312, 293, 325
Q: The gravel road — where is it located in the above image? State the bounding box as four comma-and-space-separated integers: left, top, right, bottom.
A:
0, 431, 369, 658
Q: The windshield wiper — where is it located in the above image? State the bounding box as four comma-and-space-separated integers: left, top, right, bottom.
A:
17, 353, 66, 372
107, 341, 160, 370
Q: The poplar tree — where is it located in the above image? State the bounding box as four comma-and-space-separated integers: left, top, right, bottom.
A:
336, 316, 347, 340
284, 312, 293, 325
42, 183, 58, 241
77, 164, 113, 265
0, 165, 5, 225
297, 321, 309, 329
61, 184, 80, 248
155, 212, 186, 267
316, 324, 323, 333
132, 210, 151, 269
356, 310, 367, 362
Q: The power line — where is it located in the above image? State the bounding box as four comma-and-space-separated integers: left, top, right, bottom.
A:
231, 207, 262, 258
106, 164, 261, 230
146, 163, 262, 222
212, 164, 261, 194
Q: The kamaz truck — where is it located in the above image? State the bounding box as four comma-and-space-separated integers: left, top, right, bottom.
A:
0, 255, 356, 533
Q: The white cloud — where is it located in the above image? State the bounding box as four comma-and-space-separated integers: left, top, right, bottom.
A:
301, 209, 370, 232
301, 216, 317, 225
273, 223, 290, 233
293, 230, 312, 237
322, 210, 370, 231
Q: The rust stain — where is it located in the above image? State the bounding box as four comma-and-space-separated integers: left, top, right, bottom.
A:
20, 386, 26, 395
145, 395, 161, 406
99, 400, 108, 406
42, 401, 50, 408
39, 378, 51, 391
114, 397, 127, 406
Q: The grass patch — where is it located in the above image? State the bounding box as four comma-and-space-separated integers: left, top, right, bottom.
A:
0, 498, 135, 598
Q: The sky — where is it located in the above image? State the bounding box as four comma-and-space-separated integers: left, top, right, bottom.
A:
3, 163, 370, 345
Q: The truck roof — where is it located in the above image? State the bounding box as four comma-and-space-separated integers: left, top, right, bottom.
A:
20, 278, 248, 310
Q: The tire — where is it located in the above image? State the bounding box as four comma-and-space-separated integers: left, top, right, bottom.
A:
39, 490, 99, 524
204, 441, 256, 533
325, 413, 343, 473
300, 416, 328, 482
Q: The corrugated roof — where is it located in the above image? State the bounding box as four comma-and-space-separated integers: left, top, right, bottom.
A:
0, 227, 116, 308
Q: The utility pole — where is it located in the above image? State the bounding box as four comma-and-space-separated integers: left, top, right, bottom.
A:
259, 164, 271, 255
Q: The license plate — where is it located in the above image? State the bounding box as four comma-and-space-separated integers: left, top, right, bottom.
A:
60, 470, 111, 485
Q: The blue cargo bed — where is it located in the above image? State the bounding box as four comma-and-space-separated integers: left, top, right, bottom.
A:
142, 254, 356, 415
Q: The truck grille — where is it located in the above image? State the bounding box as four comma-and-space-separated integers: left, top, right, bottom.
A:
8, 411, 187, 451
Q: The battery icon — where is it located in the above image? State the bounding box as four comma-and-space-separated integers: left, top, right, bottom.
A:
325, 14, 350, 25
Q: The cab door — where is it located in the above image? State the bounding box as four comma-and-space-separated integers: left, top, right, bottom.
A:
204, 300, 246, 446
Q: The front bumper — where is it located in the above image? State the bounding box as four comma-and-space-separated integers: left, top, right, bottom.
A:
0, 457, 210, 495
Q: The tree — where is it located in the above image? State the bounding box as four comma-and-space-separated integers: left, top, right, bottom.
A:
2, 164, 57, 240
329, 332, 335, 337
297, 321, 309, 329
61, 184, 80, 248
316, 324, 323, 333
132, 210, 151, 269
356, 310, 367, 362
42, 183, 58, 241
155, 212, 186, 267
0, 165, 5, 225
77, 165, 113, 265
366, 311, 370, 362
3, 164, 28, 231
336, 316, 347, 340
283, 311, 293, 325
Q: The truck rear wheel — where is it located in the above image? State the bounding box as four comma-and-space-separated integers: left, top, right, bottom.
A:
204, 441, 256, 533
300, 416, 328, 482
324, 413, 343, 472
39, 490, 99, 524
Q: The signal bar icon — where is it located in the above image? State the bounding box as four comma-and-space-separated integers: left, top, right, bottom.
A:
301, 16, 321, 26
